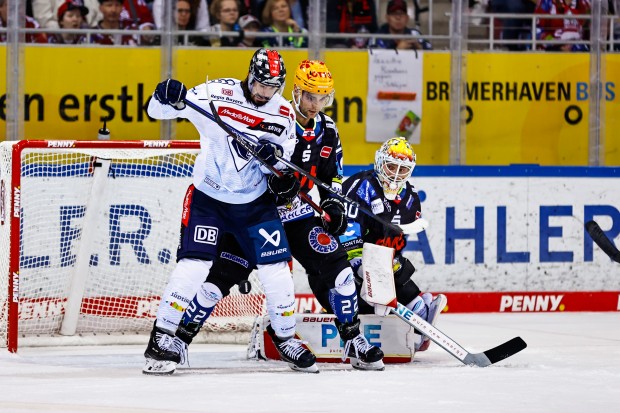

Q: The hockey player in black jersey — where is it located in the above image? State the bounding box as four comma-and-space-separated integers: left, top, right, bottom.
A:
165, 60, 385, 372
326, 137, 448, 352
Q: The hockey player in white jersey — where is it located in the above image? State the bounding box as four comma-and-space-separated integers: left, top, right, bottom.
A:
143, 48, 318, 374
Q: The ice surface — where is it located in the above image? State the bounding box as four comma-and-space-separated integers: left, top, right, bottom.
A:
1, 312, 619, 413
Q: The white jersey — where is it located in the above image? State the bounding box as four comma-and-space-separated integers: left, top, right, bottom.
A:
147, 78, 296, 204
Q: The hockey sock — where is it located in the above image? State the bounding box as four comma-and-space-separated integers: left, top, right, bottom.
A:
176, 282, 222, 344
328, 268, 358, 324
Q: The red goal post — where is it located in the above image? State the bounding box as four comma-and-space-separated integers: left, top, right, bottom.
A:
0, 140, 265, 353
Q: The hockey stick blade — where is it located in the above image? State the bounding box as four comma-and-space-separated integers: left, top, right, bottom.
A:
391, 302, 526, 367
586, 220, 620, 263
399, 218, 429, 235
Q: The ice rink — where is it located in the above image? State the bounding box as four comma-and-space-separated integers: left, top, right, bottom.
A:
1, 312, 619, 413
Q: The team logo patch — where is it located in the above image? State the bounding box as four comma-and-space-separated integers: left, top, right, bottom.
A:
320, 146, 332, 158
194, 225, 218, 244
218, 106, 262, 127
308, 227, 338, 254
279, 106, 290, 116
259, 228, 281, 247
371, 199, 384, 214
222, 88, 233, 96
249, 122, 285, 136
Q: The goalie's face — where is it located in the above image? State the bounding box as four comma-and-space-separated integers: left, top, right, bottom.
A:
375, 137, 416, 200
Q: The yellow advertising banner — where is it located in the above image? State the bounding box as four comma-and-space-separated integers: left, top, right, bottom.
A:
0, 47, 618, 166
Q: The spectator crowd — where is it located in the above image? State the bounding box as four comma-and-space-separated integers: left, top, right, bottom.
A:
0, 0, 616, 50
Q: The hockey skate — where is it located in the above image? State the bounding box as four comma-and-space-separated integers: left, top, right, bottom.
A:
337, 319, 384, 370
343, 333, 385, 371
416, 293, 448, 352
143, 323, 184, 375
266, 324, 319, 373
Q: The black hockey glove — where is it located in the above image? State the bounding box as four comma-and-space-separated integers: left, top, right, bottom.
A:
393, 255, 416, 287
255, 139, 283, 166
154, 79, 187, 108
267, 172, 300, 202
320, 198, 348, 236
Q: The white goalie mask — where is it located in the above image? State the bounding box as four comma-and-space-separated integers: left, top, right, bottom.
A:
374, 137, 416, 200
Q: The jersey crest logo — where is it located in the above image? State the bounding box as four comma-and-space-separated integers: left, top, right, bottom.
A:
320, 146, 332, 158
308, 227, 339, 254
228, 136, 253, 172
301, 129, 315, 142
218, 106, 262, 127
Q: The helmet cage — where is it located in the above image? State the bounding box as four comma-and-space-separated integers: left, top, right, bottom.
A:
374, 137, 416, 200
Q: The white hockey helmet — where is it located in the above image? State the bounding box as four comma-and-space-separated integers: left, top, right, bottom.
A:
374, 137, 416, 200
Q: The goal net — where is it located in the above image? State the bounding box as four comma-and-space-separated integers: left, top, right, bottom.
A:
0, 140, 265, 352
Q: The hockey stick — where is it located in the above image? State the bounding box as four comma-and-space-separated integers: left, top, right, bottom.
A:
586, 220, 620, 263
184, 83, 420, 237
391, 302, 527, 367
183, 80, 330, 222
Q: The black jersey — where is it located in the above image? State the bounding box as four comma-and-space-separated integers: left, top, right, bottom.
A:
340, 169, 422, 255
277, 112, 344, 223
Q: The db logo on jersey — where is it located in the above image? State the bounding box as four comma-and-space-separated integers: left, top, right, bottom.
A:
194, 225, 218, 245
222, 88, 233, 96
279, 106, 290, 117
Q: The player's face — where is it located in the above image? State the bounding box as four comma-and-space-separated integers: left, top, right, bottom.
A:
251, 82, 279, 106
382, 161, 412, 183
298, 91, 330, 118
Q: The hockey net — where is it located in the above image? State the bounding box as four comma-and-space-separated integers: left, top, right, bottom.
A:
0, 140, 265, 352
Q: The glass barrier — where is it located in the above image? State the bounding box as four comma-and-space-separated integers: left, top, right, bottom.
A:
1, 0, 617, 166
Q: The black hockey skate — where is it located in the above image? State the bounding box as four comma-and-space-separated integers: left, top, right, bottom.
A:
337, 319, 384, 371
143, 322, 183, 375
266, 324, 319, 373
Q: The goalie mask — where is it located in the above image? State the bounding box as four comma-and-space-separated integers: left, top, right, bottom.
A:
292, 60, 335, 119
375, 137, 416, 200
248, 48, 286, 99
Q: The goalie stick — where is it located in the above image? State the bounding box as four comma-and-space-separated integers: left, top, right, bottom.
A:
183, 79, 330, 223
586, 220, 620, 263
390, 302, 527, 367
184, 80, 424, 237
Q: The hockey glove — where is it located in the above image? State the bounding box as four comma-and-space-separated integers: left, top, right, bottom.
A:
255, 139, 283, 166
154, 79, 187, 109
320, 198, 348, 236
267, 172, 300, 202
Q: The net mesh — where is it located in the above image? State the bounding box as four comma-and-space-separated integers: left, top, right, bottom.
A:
0, 142, 266, 348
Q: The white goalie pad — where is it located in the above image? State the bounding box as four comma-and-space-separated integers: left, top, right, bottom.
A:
248, 314, 417, 364
360, 243, 397, 311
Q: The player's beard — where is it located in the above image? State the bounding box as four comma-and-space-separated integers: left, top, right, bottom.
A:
241, 79, 268, 107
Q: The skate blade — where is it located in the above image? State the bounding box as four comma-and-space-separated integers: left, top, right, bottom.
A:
289, 363, 320, 374
350, 358, 385, 371
143, 358, 178, 375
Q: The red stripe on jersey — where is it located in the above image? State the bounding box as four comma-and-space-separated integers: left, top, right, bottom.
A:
181, 185, 195, 227
266, 50, 280, 76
